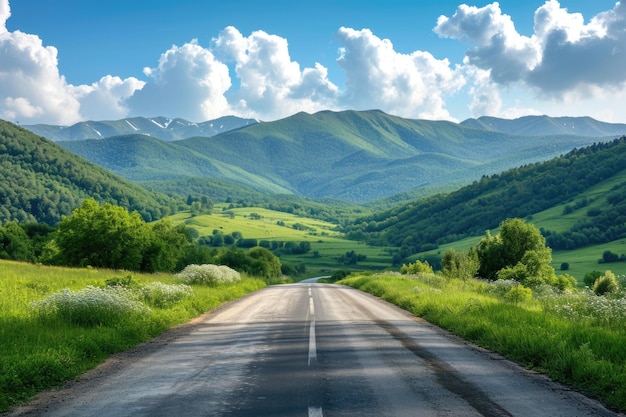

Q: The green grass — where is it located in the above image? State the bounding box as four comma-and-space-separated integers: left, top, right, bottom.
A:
342, 273, 626, 413
0, 260, 266, 413
170, 206, 395, 277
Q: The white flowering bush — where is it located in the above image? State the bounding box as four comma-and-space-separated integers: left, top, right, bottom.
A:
538, 288, 626, 326
176, 264, 241, 286
31, 286, 150, 326
139, 282, 193, 308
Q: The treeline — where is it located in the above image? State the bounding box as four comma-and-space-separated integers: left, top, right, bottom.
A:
343, 138, 626, 253
0, 120, 181, 225
0, 199, 283, 281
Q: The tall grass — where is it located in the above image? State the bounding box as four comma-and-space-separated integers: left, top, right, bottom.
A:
341, 272, 626, 413
0, 260, 265, 413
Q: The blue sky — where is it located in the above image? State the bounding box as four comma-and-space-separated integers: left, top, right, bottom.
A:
1, 0, 625, 124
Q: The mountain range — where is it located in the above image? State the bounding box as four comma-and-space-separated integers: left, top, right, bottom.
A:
49, 110, 626, 202
23, 116, 258, 142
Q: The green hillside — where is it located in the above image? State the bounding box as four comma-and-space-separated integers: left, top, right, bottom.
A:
58, 110, 610, 202
0, 120, 180, 225
345, 138, 626, 254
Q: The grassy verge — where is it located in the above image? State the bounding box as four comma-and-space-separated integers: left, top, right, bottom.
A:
0, 260, 266, 413
341, 272, 626, 413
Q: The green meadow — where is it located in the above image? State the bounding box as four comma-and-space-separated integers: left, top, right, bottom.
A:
171, 205, 394, 276
0, 260, 265, 412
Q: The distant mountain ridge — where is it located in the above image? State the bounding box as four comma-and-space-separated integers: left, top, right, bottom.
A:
461, 115, 626, 137
23, 115, 259, 142
58, 110, 624, 202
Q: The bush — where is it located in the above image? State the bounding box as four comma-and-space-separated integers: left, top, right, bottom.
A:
139, 282, 193, 308
592, 271, 619, 296
504, 285, 532, 304
400, 260, 433, 274
31, 286, 150, 326
176, 264, 241, 286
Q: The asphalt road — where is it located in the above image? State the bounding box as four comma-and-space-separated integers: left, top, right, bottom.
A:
9, 283, 621, 417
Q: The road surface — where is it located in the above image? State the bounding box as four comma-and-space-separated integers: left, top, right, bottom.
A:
8, 283, 620, 417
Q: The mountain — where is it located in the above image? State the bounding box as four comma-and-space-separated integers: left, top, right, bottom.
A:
0, 120, 180, 225
59, 110, 618, 202
344, 138, 626, 253
461, 115, 626, 137
22, 115, 258, 142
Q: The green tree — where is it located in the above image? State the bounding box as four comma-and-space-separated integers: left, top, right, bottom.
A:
476, 218, 557, 286
55, 199, 148, 270
0, 222, 34, 261
248, 247, 282, 279
142, 219, 191, 272
441, 248, 479, 280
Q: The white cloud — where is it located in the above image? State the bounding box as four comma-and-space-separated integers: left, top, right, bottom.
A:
435, 1, 626, 98
0, 0, 9, 30
0, 20, 82, 124
0, 0, 144, 125
336, 27, 465, 120
126, 40, 231, 121
71, 75, 145, 121
213, 26, 339, 120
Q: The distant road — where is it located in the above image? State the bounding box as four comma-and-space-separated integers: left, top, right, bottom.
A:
9, 284, 620, 417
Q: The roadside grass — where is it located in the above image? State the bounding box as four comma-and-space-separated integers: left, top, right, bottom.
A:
341, 273, 626, 413
0, 260, 266, 413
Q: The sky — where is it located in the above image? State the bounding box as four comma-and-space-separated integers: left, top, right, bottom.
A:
1, 0, 625, 125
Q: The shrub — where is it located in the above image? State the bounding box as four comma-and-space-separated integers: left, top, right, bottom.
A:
139, 282, 193, 308
592, 271, 619, 296
400, 260, 433, 275
176, 264, 241, 286
31, 286, 150, 326
504, 285, 532, 304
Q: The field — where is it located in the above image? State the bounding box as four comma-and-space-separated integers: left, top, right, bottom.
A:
0, 260, 265, 412
342, 272, 626, 413
170, 205, 394, 276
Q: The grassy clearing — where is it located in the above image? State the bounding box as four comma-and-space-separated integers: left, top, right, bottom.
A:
341, 273, 626, 413
0, 260, 265, 413
170, 206, 394, 277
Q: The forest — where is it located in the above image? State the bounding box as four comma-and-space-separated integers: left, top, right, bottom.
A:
343, 138, 626, 254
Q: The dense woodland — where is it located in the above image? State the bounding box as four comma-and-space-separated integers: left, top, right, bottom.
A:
344, 138, 626, 253
0, 121, 182, 225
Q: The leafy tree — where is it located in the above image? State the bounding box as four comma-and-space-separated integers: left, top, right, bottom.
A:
0, 222, 34, 261
54, 199, 148, 270
142, 219, 192, 272
248, 247, 282, 279
476, 218, 557, 287
441, 248, 479, 280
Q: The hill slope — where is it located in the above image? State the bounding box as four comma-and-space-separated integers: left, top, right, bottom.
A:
0, 120, 179, 225
58, 110, 613, 202
344, 138, 626, 252
23, 115, 258, 142
461, 115, 626, 137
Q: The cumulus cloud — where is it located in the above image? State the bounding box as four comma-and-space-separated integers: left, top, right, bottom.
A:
71, 75, 145, 121
213, 26, 339, 120
126, 40, 231, 121
435, 1, 626, 98
0, 0, 143, 125
336, 27, 465, 120
0, 0, 9, 30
